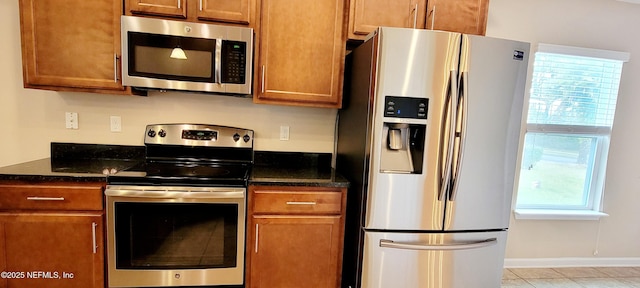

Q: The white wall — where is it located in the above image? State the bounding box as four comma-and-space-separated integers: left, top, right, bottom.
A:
0, 0, 337, 167
487, 0, 640, 264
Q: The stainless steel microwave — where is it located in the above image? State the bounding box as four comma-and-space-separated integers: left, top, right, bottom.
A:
121, 16, 253, 95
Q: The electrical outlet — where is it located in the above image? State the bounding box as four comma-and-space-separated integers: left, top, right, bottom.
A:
110, 116, 122, 132
279, 125, 290, 141
65, 112, 78, 129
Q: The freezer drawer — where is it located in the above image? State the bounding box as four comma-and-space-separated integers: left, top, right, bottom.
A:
361, 230, 507, 288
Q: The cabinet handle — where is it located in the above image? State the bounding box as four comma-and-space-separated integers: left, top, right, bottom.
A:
177, 0, 181, 9
429, 6, 436, 30
254, 224, 259, 253
261, 65, 265, 94
114, 54, 119, 82
286, 201, 317, 205
412, 4, 418, 29
26, 196, 65, 201
199, 0, 203, 11
91, 222, 98, 254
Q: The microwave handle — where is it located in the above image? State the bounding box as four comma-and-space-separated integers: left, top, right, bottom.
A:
215, 39, 222, 84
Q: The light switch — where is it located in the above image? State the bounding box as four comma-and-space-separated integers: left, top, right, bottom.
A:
110, 116, 122, 132
280, 125, 290, 141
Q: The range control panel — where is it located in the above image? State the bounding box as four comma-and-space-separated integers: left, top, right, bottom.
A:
145, 124, 253, 148
384, 96, 428, 119
182, 130, 218, 141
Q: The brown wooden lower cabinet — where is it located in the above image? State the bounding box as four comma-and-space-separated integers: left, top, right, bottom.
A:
0, 181, 105, 288
0, 222, 5, 288
246, 186, 347, 288
0, 213, 104, 288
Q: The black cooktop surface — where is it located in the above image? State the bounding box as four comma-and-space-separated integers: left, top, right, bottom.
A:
107, 161, 250, 187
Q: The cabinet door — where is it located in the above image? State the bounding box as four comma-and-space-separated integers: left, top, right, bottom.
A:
254, 0, 347, 108
19, 0, 125, 92
426, 0, 489, 35
0, 223, 5, 288
197, 0, 251, 24
348, 0, 427, 40
128, 0, 187, 18
249, 216, 342, 288
0, 213, 104, 288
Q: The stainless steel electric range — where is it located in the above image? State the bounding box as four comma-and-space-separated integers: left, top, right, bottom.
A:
105, 124, 253, 288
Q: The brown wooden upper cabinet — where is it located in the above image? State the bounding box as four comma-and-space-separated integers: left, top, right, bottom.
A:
348, 0, 427, 40
128, 0, 187, 18
347, 0, 488, 40
18, 0, 128, 94
254, 0, 348, 108
425, 0, 489, 35
127, 0, 253, 25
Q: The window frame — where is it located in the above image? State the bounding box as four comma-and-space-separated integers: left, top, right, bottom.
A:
513, 43, 629, 220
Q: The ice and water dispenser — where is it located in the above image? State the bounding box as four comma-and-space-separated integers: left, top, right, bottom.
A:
379, 96, 427, 174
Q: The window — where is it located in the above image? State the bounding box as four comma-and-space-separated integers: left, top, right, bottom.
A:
514, 44, 629, 220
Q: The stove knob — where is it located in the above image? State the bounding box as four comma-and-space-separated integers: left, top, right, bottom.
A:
147, 129, 156, 137
243, 134, 251, 143
158, 129, 167, 137
233, 133, 241, 142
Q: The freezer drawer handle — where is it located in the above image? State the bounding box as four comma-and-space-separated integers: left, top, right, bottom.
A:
379, 238, 497, 251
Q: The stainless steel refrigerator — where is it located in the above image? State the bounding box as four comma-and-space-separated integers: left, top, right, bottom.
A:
336, 27, 530, 288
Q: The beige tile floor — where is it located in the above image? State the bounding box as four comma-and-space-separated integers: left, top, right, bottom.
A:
502, 267, 640, 287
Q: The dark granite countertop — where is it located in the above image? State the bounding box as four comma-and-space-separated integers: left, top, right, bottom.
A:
0, 158, 141, 182
250, 166, 349, 187
0, 143, 350, 188
0, 143, 144, 183
250, 151, 349, 188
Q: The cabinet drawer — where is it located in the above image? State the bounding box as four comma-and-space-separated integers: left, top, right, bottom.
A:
252, 190, 343, 215
0, 183, 104, 211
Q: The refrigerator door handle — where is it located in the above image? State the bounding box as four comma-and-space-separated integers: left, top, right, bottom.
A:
450, 71, 469, 201
379, 237, 497, 251
438, 70, 458, 201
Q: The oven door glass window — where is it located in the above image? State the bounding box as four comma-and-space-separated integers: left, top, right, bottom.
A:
127, 32, 215, 82
114, 202, 237, 269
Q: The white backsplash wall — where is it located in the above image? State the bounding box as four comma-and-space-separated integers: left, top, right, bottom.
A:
0, 0, 337, 167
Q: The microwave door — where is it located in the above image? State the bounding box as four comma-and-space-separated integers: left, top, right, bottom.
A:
125, 32, 217, 85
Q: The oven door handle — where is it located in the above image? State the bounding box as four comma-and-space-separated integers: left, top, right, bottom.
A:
105, 187, 245, 199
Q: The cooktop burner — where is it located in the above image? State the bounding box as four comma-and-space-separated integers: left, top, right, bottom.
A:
145, 162, 233, 178
108, 162, 250, 187
107, 124, 254, 187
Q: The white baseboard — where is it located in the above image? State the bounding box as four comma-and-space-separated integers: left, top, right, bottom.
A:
504, 257, 640, 268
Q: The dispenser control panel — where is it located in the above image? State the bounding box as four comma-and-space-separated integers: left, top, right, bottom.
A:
384, 96, 428, 119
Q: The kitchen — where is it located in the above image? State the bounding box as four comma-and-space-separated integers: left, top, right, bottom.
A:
1, 0, 640, 287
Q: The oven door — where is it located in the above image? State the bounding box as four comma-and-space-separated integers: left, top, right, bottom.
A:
105, 185, 245, 287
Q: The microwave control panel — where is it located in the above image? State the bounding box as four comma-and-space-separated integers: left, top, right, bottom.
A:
221, 40, 247, 84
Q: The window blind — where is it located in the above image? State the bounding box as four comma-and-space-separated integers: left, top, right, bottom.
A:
527, 53, 623, 127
